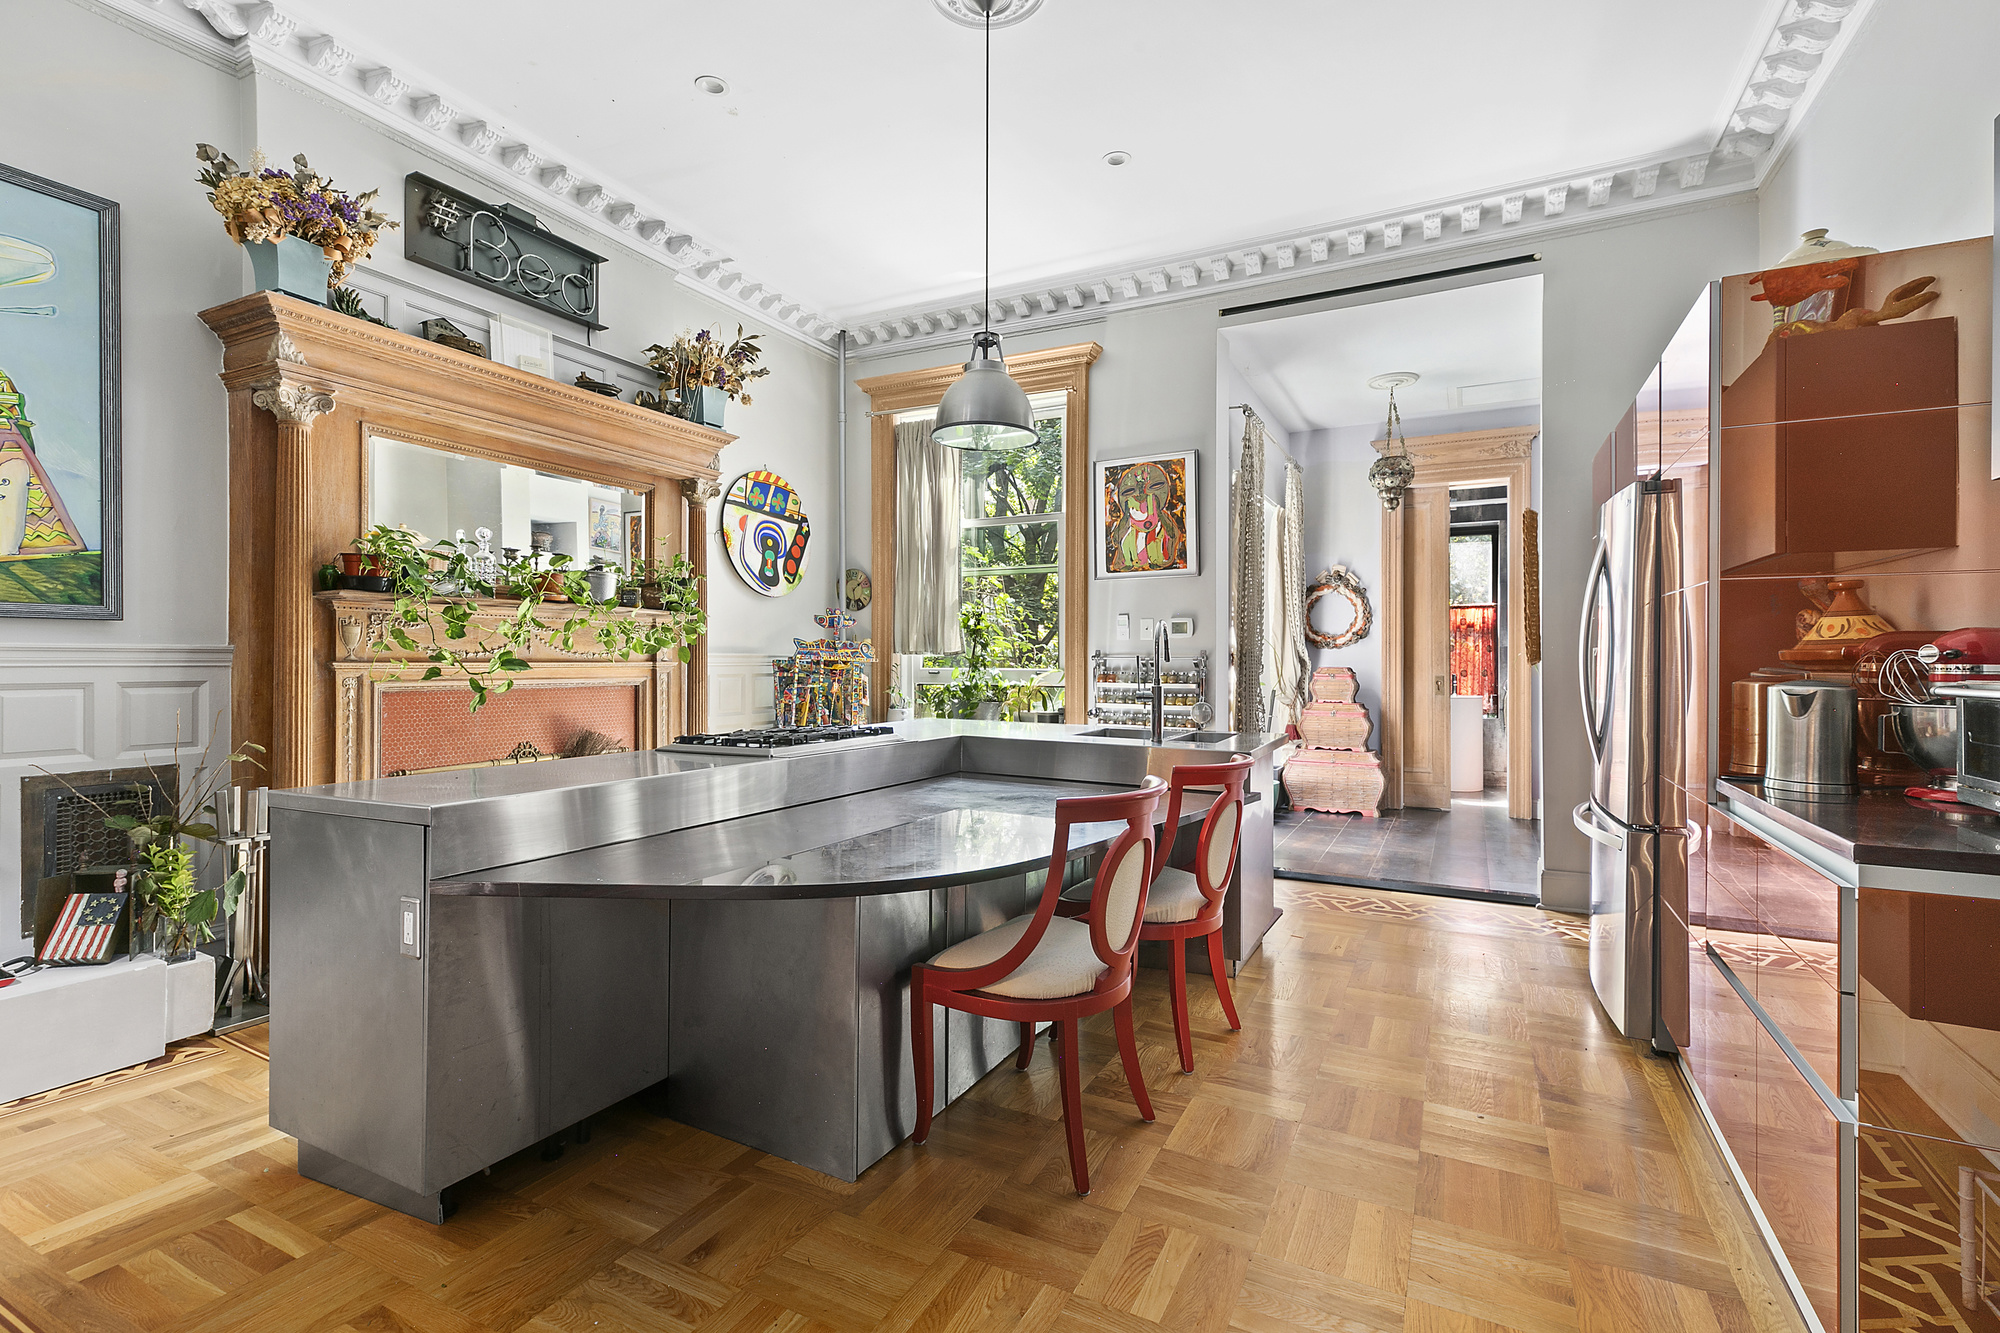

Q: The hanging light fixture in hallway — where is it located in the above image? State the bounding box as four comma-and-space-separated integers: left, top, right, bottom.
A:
931, 0, 1040, 452
1366, 371, 1420, 510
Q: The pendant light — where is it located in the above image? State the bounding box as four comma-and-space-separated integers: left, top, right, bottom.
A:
1366, 372, 1419, 511
931, 0, 1040, 451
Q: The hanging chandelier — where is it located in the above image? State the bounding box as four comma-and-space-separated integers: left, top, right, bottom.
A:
1366, 372, 1419, 510
931, 0, 1039, 451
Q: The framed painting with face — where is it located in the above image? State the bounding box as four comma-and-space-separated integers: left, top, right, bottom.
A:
1095, 450, 1196, 579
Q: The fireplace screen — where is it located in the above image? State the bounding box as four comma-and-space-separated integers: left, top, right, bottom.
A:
18, 767, 175, 936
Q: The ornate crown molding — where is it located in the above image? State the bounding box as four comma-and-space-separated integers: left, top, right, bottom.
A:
1373, 426, 1541, 464
86, 0, 839, 351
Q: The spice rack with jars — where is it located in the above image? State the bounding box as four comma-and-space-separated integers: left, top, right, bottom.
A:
1088, 649, 1212, 727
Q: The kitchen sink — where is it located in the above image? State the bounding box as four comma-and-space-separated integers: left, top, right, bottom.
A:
1168, 731, 1240, 745
1076, 727, 1170, 740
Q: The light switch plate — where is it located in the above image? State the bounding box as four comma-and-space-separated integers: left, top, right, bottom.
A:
1116, 613, 1131, 641
399, 897, 421, 958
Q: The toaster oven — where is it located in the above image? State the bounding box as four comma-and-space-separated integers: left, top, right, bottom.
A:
1932, 681, 2000, 813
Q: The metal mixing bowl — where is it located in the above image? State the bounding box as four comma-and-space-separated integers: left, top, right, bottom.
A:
1890, 702, 1960, 783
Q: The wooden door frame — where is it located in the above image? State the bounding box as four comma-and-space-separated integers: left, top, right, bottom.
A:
1377, 426, 1539, 819
854, 342, 1102, 722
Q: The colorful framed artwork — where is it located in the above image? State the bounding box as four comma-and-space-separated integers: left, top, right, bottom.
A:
1095, 450, 1196, 579
587, 494, 620, 558
719, 469, 810, 597
624, 511, 644, 574
0, 163, 120, 618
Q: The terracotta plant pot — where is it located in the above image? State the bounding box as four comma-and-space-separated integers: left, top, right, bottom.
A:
338, 552, 387, 577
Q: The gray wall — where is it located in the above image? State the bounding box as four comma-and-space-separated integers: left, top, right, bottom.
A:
844, 197, 1761, 910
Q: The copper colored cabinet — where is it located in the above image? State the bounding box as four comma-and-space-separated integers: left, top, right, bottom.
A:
1719, 320, 1960, 574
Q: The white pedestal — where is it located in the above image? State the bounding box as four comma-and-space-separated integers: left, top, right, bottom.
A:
1450, 695, 1485, 793
164, 953, 217, 1043
0, 957, 167, 1102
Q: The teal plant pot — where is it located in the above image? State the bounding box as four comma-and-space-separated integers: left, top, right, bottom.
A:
689, 386, 728, 429
245, 236, 330, 305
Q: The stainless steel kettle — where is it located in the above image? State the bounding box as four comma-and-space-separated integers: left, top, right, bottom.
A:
1765, 681, 1858, 797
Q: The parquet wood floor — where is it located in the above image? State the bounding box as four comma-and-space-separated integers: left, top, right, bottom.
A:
0, 883, 1808, 1333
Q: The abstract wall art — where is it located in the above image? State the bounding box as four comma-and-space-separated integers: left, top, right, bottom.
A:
720, 469, 810, 597
0, 163, 120, 618
1095, 450, 1196, 578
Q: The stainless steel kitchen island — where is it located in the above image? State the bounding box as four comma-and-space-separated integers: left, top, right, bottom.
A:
266, 723, 1280, 1221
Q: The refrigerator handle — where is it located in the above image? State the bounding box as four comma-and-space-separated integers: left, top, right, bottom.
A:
1577, 536, 1610, 767
1572, 800, 1625, 852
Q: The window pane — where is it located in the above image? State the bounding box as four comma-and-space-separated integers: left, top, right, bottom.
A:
960, 517, 1061, 669
962, 417, 1065, 519
1449, 533, 1494, 605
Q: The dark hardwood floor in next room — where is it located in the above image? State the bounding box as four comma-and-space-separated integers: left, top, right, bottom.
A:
0, 882, 1801, 1333
1277, 786, 1544, 900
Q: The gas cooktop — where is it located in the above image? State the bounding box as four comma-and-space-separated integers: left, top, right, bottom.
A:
661, 726, 901, 758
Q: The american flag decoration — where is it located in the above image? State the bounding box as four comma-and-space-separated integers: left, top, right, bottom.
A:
38, 887, 128, 965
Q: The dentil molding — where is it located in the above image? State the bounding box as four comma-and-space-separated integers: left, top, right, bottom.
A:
83, 0, 839, 350
91, 0, 1872, 359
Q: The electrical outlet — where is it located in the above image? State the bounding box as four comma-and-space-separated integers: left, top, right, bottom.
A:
1140, 618, 1155, 638
399, 897, 421, 958
1116, 613, 1131, 641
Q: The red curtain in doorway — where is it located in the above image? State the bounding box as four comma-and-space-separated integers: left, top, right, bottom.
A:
1450, 604, 1498, 715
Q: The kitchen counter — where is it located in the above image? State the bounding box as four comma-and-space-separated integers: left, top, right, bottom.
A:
268, 722, 1283, 1221
1716, 777, 2000, 889
434, 773, 1236, 899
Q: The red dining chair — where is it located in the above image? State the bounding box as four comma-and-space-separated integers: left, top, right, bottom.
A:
910, 777, 1165, 1196
1061, 755, 1252, 1072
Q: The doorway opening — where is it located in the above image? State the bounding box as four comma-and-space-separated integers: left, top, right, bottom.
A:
1218, 274, 1543, 902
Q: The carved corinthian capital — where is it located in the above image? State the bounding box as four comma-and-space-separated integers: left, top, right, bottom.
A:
251, 378, 337, 426
682, 477, 724, 506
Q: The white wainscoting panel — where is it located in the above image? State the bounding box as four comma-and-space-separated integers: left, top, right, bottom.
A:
120, 680, 213, 753
709, 653, 778, 734
0, 685, 92, 761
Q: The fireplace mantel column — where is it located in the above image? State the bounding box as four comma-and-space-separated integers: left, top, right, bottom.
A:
252, 376, 337, 789
682, 477, 723, 737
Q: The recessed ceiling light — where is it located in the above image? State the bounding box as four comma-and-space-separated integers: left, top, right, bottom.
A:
1102, 150, 1132, 167
694, 75, 729, 96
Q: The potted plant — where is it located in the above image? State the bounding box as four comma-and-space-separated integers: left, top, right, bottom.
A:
1003, 670, 1065, 723
44, 720, 265, 967
195, 144, 398, 304
639, 326, 770, 429
935, 601, 1009, 720
362, 534, 705, 712
337, 523, 424, 591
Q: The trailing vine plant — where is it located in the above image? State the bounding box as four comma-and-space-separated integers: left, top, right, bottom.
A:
353, 524, 706, 711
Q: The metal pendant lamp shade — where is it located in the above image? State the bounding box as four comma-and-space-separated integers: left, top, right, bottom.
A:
933, 331, 1038, 450
1366, 372, 1419, 511
931, 0, 1038, 452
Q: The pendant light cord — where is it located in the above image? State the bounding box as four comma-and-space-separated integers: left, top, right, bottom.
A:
983, 0, 991, 336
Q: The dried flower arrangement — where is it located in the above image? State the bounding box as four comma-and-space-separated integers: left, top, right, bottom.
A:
638, 325, 771, 414
194, 144, 398, 285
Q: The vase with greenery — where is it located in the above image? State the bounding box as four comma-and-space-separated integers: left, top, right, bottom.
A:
44, 719, 264, 965
637, 326, 770, 427
344, 524, 706, 712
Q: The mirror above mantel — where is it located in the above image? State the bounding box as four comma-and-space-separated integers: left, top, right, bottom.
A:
367, 434, 647, 572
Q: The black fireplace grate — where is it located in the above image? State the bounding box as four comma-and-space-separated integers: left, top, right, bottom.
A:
18, 768, 175, 936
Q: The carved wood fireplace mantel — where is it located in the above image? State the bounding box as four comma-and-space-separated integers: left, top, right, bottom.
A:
201, 291, 728, 790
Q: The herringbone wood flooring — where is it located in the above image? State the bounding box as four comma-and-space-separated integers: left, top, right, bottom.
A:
0, 883, 1807, 1333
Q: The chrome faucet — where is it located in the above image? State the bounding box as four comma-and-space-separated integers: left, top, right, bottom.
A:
1151, 621, 1171, 743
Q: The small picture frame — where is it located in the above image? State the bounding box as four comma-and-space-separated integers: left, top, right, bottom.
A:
491, 309, 556, 379
625, 511, 645, 574
1095, 450, 1198, 579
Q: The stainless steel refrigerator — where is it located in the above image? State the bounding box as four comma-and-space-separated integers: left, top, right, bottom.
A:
1574, 478, 1691, 1051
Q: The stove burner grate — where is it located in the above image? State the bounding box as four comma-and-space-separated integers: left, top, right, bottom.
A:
671, 726, 897, 749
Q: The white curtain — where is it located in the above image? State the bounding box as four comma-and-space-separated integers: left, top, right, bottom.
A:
894, 419, 962, 655
1276, 458, 1310, 728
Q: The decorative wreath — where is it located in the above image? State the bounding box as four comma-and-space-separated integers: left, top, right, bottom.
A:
1304, 566, 1372, 649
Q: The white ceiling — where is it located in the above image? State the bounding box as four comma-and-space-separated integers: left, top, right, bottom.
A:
1223, 276, 1543, 434
303, 0, 1783, 321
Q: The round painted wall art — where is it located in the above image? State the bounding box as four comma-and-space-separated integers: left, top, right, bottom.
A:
720, 470, 810, 597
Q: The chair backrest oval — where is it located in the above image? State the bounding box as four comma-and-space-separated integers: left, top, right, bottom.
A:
1050, 777, 1163, 981
1164, 754, 1254, 906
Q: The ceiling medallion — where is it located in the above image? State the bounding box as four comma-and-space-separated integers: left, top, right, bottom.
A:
932, 0, 1043, 30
